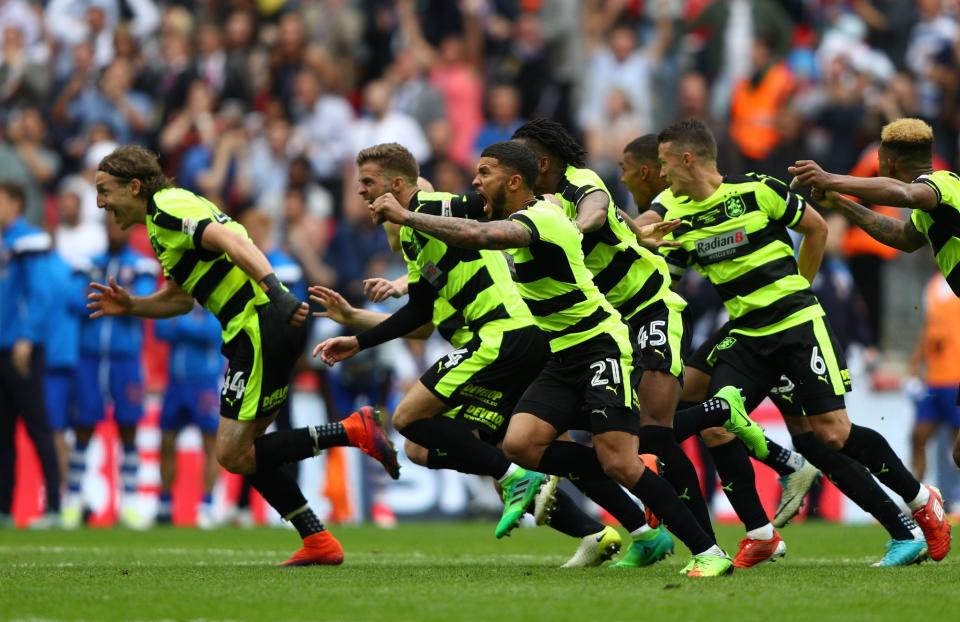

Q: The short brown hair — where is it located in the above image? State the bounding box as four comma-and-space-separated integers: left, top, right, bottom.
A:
880, 118, 933, 164
657, 119, 717, 163
356, 143, 419, 183
98, 145, 173, 197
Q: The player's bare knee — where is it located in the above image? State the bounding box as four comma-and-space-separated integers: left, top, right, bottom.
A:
502, 435, 538, 469
598, 452, 638, 487
217, 444, 254, 474
404, 440, 429, 466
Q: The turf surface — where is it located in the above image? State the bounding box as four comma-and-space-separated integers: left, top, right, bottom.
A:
1, 522, 957, 621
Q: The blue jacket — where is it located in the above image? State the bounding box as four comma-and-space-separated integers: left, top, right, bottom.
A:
43, 252, 88, 369
268, 248, 307, 302
155, 304, 224, 383
0, 217, 53, 350
78, 245, 158, 358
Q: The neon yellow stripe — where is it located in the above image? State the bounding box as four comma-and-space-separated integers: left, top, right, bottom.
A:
238, 317, 263, 422
729, 304, 824, 337
723, 274, 811, 318
666, 306, 684, 378
935, 237, 960, 282
812, 316, 845, 396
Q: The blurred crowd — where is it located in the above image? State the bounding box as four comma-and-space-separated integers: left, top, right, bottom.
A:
4, 0, 960, 525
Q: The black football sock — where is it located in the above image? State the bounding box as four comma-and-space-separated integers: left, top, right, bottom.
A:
793, 432, 917, 540
401, 418, 510, 478
638, 425, 715, 540
708, 439, 769, 531
536, 441, 609, 480
838, 424, 922, 502
426, 448, 469, 471
253, 428, 317, 473
673, 397, 728, 442
542, 489, 605, 538
288, 507, 326, 538
571, 478, 646, 532
755, 437, 801, 476
629, 469, 715, 555
247, 468, 324, 538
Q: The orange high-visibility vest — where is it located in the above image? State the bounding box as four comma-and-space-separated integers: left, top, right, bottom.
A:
730, 63, 794, 161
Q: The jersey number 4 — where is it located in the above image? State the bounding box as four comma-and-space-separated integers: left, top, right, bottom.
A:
222, 371, 246, 401
637, 320, 667, 350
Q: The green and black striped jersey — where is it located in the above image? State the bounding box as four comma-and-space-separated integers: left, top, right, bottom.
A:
507, 199, 626, 352
400, 191, 535, 347
145, 188, 268, 341
653, 173, 823, 337
911, 170, 960, 296
557, 165, 686, 319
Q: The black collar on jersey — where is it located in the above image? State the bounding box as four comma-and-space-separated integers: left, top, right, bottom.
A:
146, 194, 158, 217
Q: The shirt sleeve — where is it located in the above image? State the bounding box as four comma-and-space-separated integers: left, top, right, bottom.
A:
912, 174, 943, 204
756, 174, 805, 227
507, 209, 541, 245
356, 280, 435, 350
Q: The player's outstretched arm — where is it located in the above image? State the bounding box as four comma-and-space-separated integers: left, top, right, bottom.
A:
619, 209, 682, 251
371, 193, 531, 250
88, 277, 194, 319
817, 191, 927, 253
789, 160, 939, 211
309, 285, 432, 339
200, 221, 308, 326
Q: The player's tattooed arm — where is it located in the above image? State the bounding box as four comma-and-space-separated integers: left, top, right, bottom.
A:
402, 211, 532, 250
821, 191, 927, 252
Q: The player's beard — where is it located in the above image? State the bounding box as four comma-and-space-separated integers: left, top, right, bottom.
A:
488, 183, 509, 220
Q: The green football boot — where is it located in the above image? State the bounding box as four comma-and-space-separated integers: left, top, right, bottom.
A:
685, 552, 734, 577
609, 527, 674, 568
716, 385, 768, 459
495, 468, 546, 539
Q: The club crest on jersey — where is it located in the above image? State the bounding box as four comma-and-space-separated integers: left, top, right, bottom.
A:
696, 227, 748, 260
724, 196, 747, 218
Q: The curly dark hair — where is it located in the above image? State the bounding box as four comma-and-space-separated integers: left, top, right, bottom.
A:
512, 118, 586, 168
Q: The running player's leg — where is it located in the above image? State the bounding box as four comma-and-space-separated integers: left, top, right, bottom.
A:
788, 317, 948, 562
911, 387, 944, 479
632, 303, 715, 539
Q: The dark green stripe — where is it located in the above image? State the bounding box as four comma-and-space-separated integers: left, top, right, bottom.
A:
580, 224, 620, 258
447, 267, 494, 310
192, 259, 234, 305
216, 282, 255, 327
153, 211, 182, 232
591, 248, 639, 294
556, 305, 609, 337
729, 290, 819, 330
514, 241, 576, 284
617, 270, 665, 319
467, 304, 509, 330
714, 256, 798, 302
438, 316, 463, 343
169, 251, 200, 285
525, 289, 587, 317
925, 203, 960, 255
510, 213, 540, 244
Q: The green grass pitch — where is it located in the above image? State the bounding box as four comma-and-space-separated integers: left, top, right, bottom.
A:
1, 522, 958, 621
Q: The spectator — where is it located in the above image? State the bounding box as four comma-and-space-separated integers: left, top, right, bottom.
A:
0, 181, 60, 528
473, 84, 524, 158
69, 216, 157, 529
53, 176, 107, 265
63, 58, 154, 146
0, 108, 61, 226
290, 67, 354, 203
0, 24, 50, 109
350, 80, 430, 164
729, 32, 795, 167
